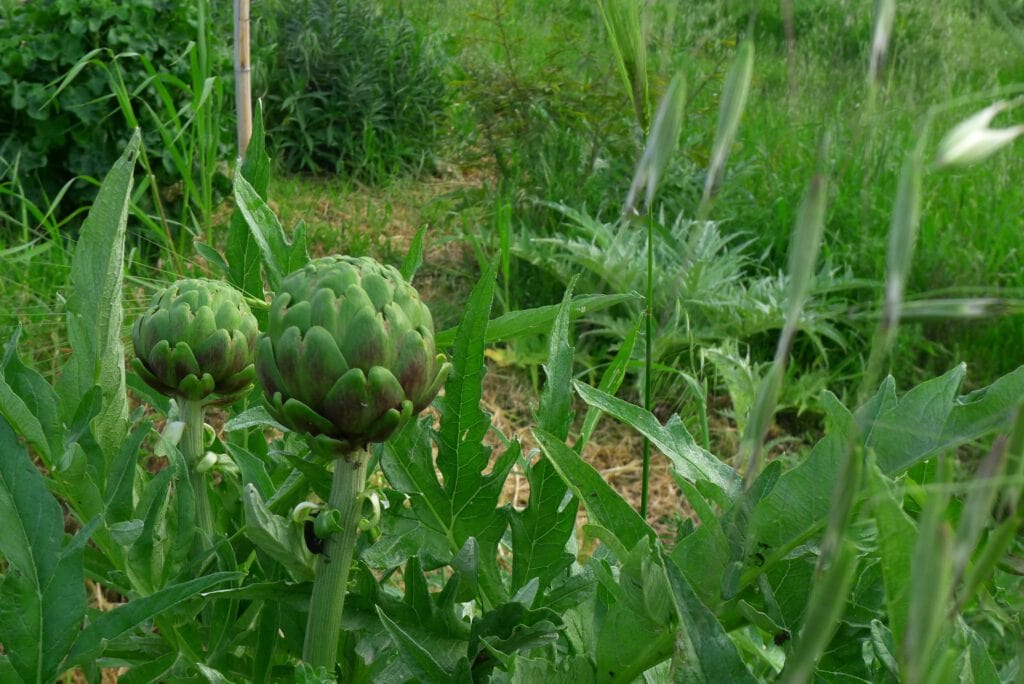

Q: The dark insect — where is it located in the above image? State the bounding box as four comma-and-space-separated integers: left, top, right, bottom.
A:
774, 630, 791, 646
304, 518, 325, 555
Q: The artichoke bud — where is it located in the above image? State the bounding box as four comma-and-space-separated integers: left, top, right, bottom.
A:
132, 279, 258, 404
256, 255, 451, 454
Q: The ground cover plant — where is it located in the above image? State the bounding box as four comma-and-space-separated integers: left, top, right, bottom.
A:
3, 0, 1024, 682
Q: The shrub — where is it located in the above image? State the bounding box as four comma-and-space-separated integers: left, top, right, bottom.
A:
0, 0, 232, 234
255, 0, 450, 181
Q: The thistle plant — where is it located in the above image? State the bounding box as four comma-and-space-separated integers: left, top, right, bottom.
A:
132, 278, 258, 545
255, 255, 450, 668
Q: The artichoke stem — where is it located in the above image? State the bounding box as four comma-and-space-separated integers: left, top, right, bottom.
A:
302, 450, 368, 669
180, 399, 214, 550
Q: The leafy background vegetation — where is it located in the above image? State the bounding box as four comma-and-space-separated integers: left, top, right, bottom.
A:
1, 0, 1024, 681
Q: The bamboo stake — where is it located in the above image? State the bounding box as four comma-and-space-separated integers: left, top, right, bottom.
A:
234, 0, 252, 159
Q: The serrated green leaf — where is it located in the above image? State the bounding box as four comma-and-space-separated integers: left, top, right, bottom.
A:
362, 493, 452, 570
434, 293, 641, 349
576, 316, 641, 451
401, 225, 427, 282
225, 442, 275, 499
241, 484, 315, 582
0, 416, 93, 684
533, 428, 654, 550
377, 606, 469, 683
511, 283, 578, 593
233, 169, 309, 292
227, 100, 270, 302
574, 381, 740, 499
56, 131, 138, 458
866, 365, 966, 473
224, 405, 288, 433
436, 260, 516, 599
0, 328, 62, 465
118, 652, 179, 684
67, 570, 243, 672
104, 420, 150, 523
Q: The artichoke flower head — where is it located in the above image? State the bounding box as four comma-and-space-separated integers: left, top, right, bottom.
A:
132, 279, 259, 403
256, 255, 450, 455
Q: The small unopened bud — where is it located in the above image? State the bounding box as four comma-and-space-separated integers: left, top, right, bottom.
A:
204, 423, 216, 447
291, 501, 321, 524
936, 101, 1024, 168
196, 451, 219, 473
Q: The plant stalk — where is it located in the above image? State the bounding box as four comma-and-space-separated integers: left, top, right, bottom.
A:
641, 212, 654, 518
303, 450, 368, 669
180, 399, 214, 550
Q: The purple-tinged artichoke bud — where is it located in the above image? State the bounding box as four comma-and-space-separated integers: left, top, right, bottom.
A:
132, 279, 258, 403
256, 255, 450, 454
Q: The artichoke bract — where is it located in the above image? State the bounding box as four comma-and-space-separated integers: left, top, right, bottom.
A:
132, 279, 258, 403
256, 255, 450, 454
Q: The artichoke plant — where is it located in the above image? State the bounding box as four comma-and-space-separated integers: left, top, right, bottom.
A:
132, 279, 259, 404
256, 255, 450, 454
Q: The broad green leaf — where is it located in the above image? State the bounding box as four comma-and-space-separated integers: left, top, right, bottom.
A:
754, 366, 1021, 563
511, 283, 578, 592
202, 581, 311, 610
670, 500, 730, 607
63, 572, 240, 669
401, 225, 427, 282
104, 420, 150, 523
0, 328, 62, 465
225, 442, 275, 500
227, 99, 271, 301
594, 538, 675, 683
751, 431, 845, 551
866, 365, 966, 473
56, 131, 139, 457
377, 606, 471, 684
533, 428, 654, 550
959, 624, 1000, 683
939, 364, 1024, 448
125, 467, 173, 594
233, 168, 309, 292
118, 652, 179, 684
224, 405, 289, 433
469, 600, 561, 663
574, 381, 740, 499
241, 484, 315, 583
0, 418, 93, 684
865, 462, 916, 645
377, 418, 457, 562
362, 489, 453, 570
0, 657, 17, 683
663, 554, 757, 683
433, 293, 640, 349
505, 654, 595, 683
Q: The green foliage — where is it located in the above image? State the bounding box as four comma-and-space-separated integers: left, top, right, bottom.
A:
0, 0, 231, 230
255, 0, 449, 181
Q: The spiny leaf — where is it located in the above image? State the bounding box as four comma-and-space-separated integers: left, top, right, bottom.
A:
533, 428, 654, 551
